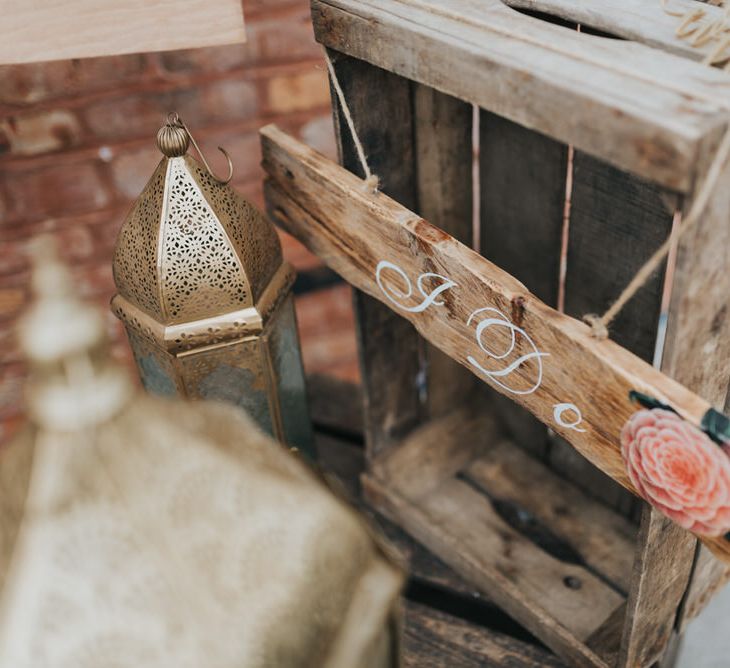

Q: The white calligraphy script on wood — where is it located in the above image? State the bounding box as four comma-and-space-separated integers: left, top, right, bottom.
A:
261, 125, 730, 561
376, 260, 586, 430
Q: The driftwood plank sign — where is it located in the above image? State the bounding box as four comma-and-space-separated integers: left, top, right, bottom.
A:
261, 125, 730, 562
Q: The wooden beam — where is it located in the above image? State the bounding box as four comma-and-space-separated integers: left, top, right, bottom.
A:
618, 511, 695, 667
661, 115, 730, 635
261, 125, 730, 561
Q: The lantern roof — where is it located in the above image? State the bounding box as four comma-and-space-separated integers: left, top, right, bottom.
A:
113, 150, 284, 323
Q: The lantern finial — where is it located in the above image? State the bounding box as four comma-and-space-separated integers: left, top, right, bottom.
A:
156, 112, 190, 157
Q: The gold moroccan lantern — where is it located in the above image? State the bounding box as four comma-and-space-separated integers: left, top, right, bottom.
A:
111, 114, 313, 457
1, 239, 403, 667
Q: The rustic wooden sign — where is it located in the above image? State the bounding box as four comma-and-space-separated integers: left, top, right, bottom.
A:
261, 124, 730, 563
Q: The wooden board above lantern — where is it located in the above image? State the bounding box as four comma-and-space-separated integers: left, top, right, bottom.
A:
0, 0, 245, 65
261, 124, 730, 563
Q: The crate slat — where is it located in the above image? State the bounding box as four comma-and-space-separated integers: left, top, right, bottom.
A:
478, 111, 566, 460
404, 602, 566, 668
364, 470, 624, 667
327, 52, 425, 461
465, 443, 636, 594
312, 0, 730, 192
504, 0, 722, 60
618, 511, 695, 666
413, 85, 477, 418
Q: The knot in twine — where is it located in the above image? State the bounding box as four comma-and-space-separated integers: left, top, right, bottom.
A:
583, 314, 608, 341
584, 124, 730, 340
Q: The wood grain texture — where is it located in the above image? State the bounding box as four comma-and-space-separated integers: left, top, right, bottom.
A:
309, 377, 560, 666
372, 403, 498, 501
562, 153, 694, 667
413, 85, 476, 418
466, 442, 636, 594
363, 474, 621, 667
403, 602, 566, 668
311, 0, 730, 192
260, 125, 730, 561
618, 511, 695, 667
327, 51, 425, 461
479, 111, 566, 459
504, 0, 723, 60
551, 152, 675, 517
0, 0, 245, 64
662, 121, 730, 631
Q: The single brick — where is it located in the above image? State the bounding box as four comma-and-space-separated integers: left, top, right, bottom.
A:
2, 161, 111, 224
0, 288, 26, 320
109, 144, 162, 199
299, 113, 336, 160
84, 79, 258, 142
0, 54, 148, 106
266, 67, 330, 114
157, 44, 253, 75
252, 8, 321, 64
278, 229, 322, 272
0, 109, 81, 156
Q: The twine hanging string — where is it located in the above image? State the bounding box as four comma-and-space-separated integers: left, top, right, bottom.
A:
584, 125, 730, 339
586, 2, 730, 338
322, 12, 730, 341
323, 50, 380, 193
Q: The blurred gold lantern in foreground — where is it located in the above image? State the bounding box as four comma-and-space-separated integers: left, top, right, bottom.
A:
0, 240, 403, 667
111, 114, 314, 457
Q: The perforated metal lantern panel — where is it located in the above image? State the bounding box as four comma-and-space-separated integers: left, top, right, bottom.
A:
112, 119, 314, 458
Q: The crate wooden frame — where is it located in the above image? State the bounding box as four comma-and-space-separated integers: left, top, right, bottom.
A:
305, 1, 730, 666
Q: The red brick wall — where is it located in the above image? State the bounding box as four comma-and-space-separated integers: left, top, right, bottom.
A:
0, 0, 358, 443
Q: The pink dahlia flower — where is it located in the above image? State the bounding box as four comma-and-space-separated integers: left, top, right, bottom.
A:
621, 409, 730, 536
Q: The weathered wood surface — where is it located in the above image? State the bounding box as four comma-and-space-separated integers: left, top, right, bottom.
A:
307, 373, 364, 442
414, 85, 476, 418
364, 473, 622, 667
662, 123, 730, 630
466, 443, 636, 594
362, 399, 634, 665
679, 544, 730, 629
403, 602, 565, 668
562, 152, 698, 665
0, 0, 246, 64
311, 377, 566, 667
327, 52, 425, 462
479, 111, 565, 460
261, 125, 730, 562
618, 511, 695, 667
312, 0, 730, 192
504, 0, 723, 60
552, 152, 674, 521
372, 404, 495, 502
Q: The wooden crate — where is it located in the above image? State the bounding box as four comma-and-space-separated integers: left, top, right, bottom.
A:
305, 1, 730, 666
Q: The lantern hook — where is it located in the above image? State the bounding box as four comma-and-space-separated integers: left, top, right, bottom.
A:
167, 112, 234, 185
